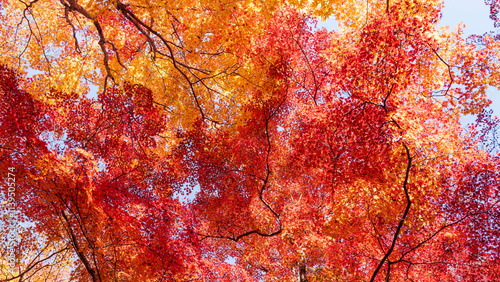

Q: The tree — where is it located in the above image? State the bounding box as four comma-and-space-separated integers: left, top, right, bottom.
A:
0, 0, 499, 281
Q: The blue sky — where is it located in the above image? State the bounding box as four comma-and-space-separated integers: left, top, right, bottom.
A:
441, 0, 495, 35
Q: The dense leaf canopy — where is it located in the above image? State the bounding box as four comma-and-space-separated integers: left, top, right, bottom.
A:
0, 0, 499, 281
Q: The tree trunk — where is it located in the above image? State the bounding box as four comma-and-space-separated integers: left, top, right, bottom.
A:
298, 264, 307, 282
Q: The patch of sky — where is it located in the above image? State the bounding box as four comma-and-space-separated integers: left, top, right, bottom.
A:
26, 68, 43, 78
41, 130, 68, 154
97, 160, 106, 172
315, 16, 338, 32
87, 83, 99, 99
174, 182, 200, 203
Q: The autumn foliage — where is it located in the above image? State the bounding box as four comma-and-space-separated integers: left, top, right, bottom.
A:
0, 0, 499, 281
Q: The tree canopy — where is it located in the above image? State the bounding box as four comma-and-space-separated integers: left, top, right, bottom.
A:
0, 0, 499, 281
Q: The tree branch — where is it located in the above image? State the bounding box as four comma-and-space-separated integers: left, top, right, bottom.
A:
370, 143, 412, 281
